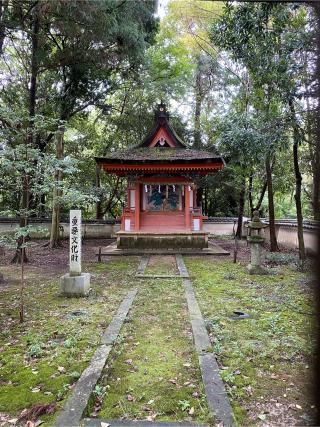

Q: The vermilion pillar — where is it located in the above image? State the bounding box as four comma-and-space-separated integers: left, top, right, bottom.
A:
185, 184, 190, 230
135, 182, 140, 231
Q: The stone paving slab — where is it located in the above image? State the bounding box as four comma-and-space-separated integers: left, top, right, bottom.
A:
101, 289, 138, 345
82, 419, 209, 427
181, 261, 235, 426
54, 289, 138, 427
176, 254, 189, 278
136, 274, 188, 279
135, 254, 189, 279
136, 256, 149, 276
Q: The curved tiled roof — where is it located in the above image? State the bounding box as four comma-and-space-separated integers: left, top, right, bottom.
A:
96, 147, 224, 164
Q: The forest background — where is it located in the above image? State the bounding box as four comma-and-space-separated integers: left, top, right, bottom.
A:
0, 0, 318, 260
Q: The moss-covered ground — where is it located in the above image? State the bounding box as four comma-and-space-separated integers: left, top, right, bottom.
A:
144, 255, 178, 276
184, 257, 316, 426
0, 249, 316, 426
89, 270, 211, 424
0, 257, 138, 426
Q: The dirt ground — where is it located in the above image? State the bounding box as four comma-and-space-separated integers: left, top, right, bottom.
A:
0, 237, 270, 269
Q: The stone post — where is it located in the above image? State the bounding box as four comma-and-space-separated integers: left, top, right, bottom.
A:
246, 211, 268, 275
60, 210, 91, 296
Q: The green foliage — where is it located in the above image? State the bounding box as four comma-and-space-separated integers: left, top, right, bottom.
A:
27, 343, 44, 358
265, 252, 298, 265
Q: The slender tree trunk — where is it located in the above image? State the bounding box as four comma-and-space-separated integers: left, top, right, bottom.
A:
49, 124, 64, 248
265, 153, 279, 252
236, 177, 246, 238
254, 180, 267, 213
96, 165, 103, 220
11, 174, 29, 263
19, 236, 26, 323
289, 99, 306, 261
194, 60, 203, 149
307, 99, 320, 220
11, 6, 39, 263
101, 177, 120, 217
248, 173, 253, 215
204, 187, 208, 216
311, 139, 320, 221
0, 0, 8, 56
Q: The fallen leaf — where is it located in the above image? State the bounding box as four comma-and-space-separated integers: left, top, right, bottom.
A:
188, 407, 195, 415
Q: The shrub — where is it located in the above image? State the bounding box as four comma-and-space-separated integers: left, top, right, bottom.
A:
265, 252, 297, 265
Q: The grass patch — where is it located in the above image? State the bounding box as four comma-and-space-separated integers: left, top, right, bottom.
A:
90, 277, 212, 425
184, 257, 316, 426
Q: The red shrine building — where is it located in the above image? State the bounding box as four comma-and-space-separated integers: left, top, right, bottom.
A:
95, 103, 225, 249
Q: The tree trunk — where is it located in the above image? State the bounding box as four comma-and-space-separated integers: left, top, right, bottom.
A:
289, 99, 306, 261
254, 180, 267, 213
101, 177, 120, 217
49, 124, 64, 248
204, 187, 208, 216
11, 174, 29, 264
306, 98, 320, 221
11, 6, 39, 263
236, 177, 246, 238
193, 60, 203, 149
0, 0, 8, 56
248, 173, 253, 215
265, 153, 279, 252
96, 165, 103, 220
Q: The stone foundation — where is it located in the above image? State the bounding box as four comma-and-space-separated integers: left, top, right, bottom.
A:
60, 272, 91, 296
116, 231, 209, 249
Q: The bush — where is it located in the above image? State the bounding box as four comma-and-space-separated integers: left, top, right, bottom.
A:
265, 252, 297, 265
27, 343, 43, 358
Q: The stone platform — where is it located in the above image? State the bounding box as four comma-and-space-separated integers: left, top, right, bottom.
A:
116, 230, 209, 250
96, 241, 230, 257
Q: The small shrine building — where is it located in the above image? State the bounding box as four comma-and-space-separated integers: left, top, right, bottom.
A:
95, 103, 225, 249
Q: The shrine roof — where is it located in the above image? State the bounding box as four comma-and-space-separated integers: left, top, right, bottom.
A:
95, 147, 224, 165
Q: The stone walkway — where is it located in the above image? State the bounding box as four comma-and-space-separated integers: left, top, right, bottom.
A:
53, 256, 235, 427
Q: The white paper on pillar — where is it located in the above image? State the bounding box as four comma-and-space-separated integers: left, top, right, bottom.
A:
70, 209, 81, 276
125, 219, 131, 231
189, 190, 193, 208
130, 190, 135, 208
193, 218, 200, 231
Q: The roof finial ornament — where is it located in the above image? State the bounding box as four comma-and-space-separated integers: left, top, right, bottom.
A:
155, 100, 169, 121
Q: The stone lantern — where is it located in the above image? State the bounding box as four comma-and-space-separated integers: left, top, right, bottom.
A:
246, 210, 268, 275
